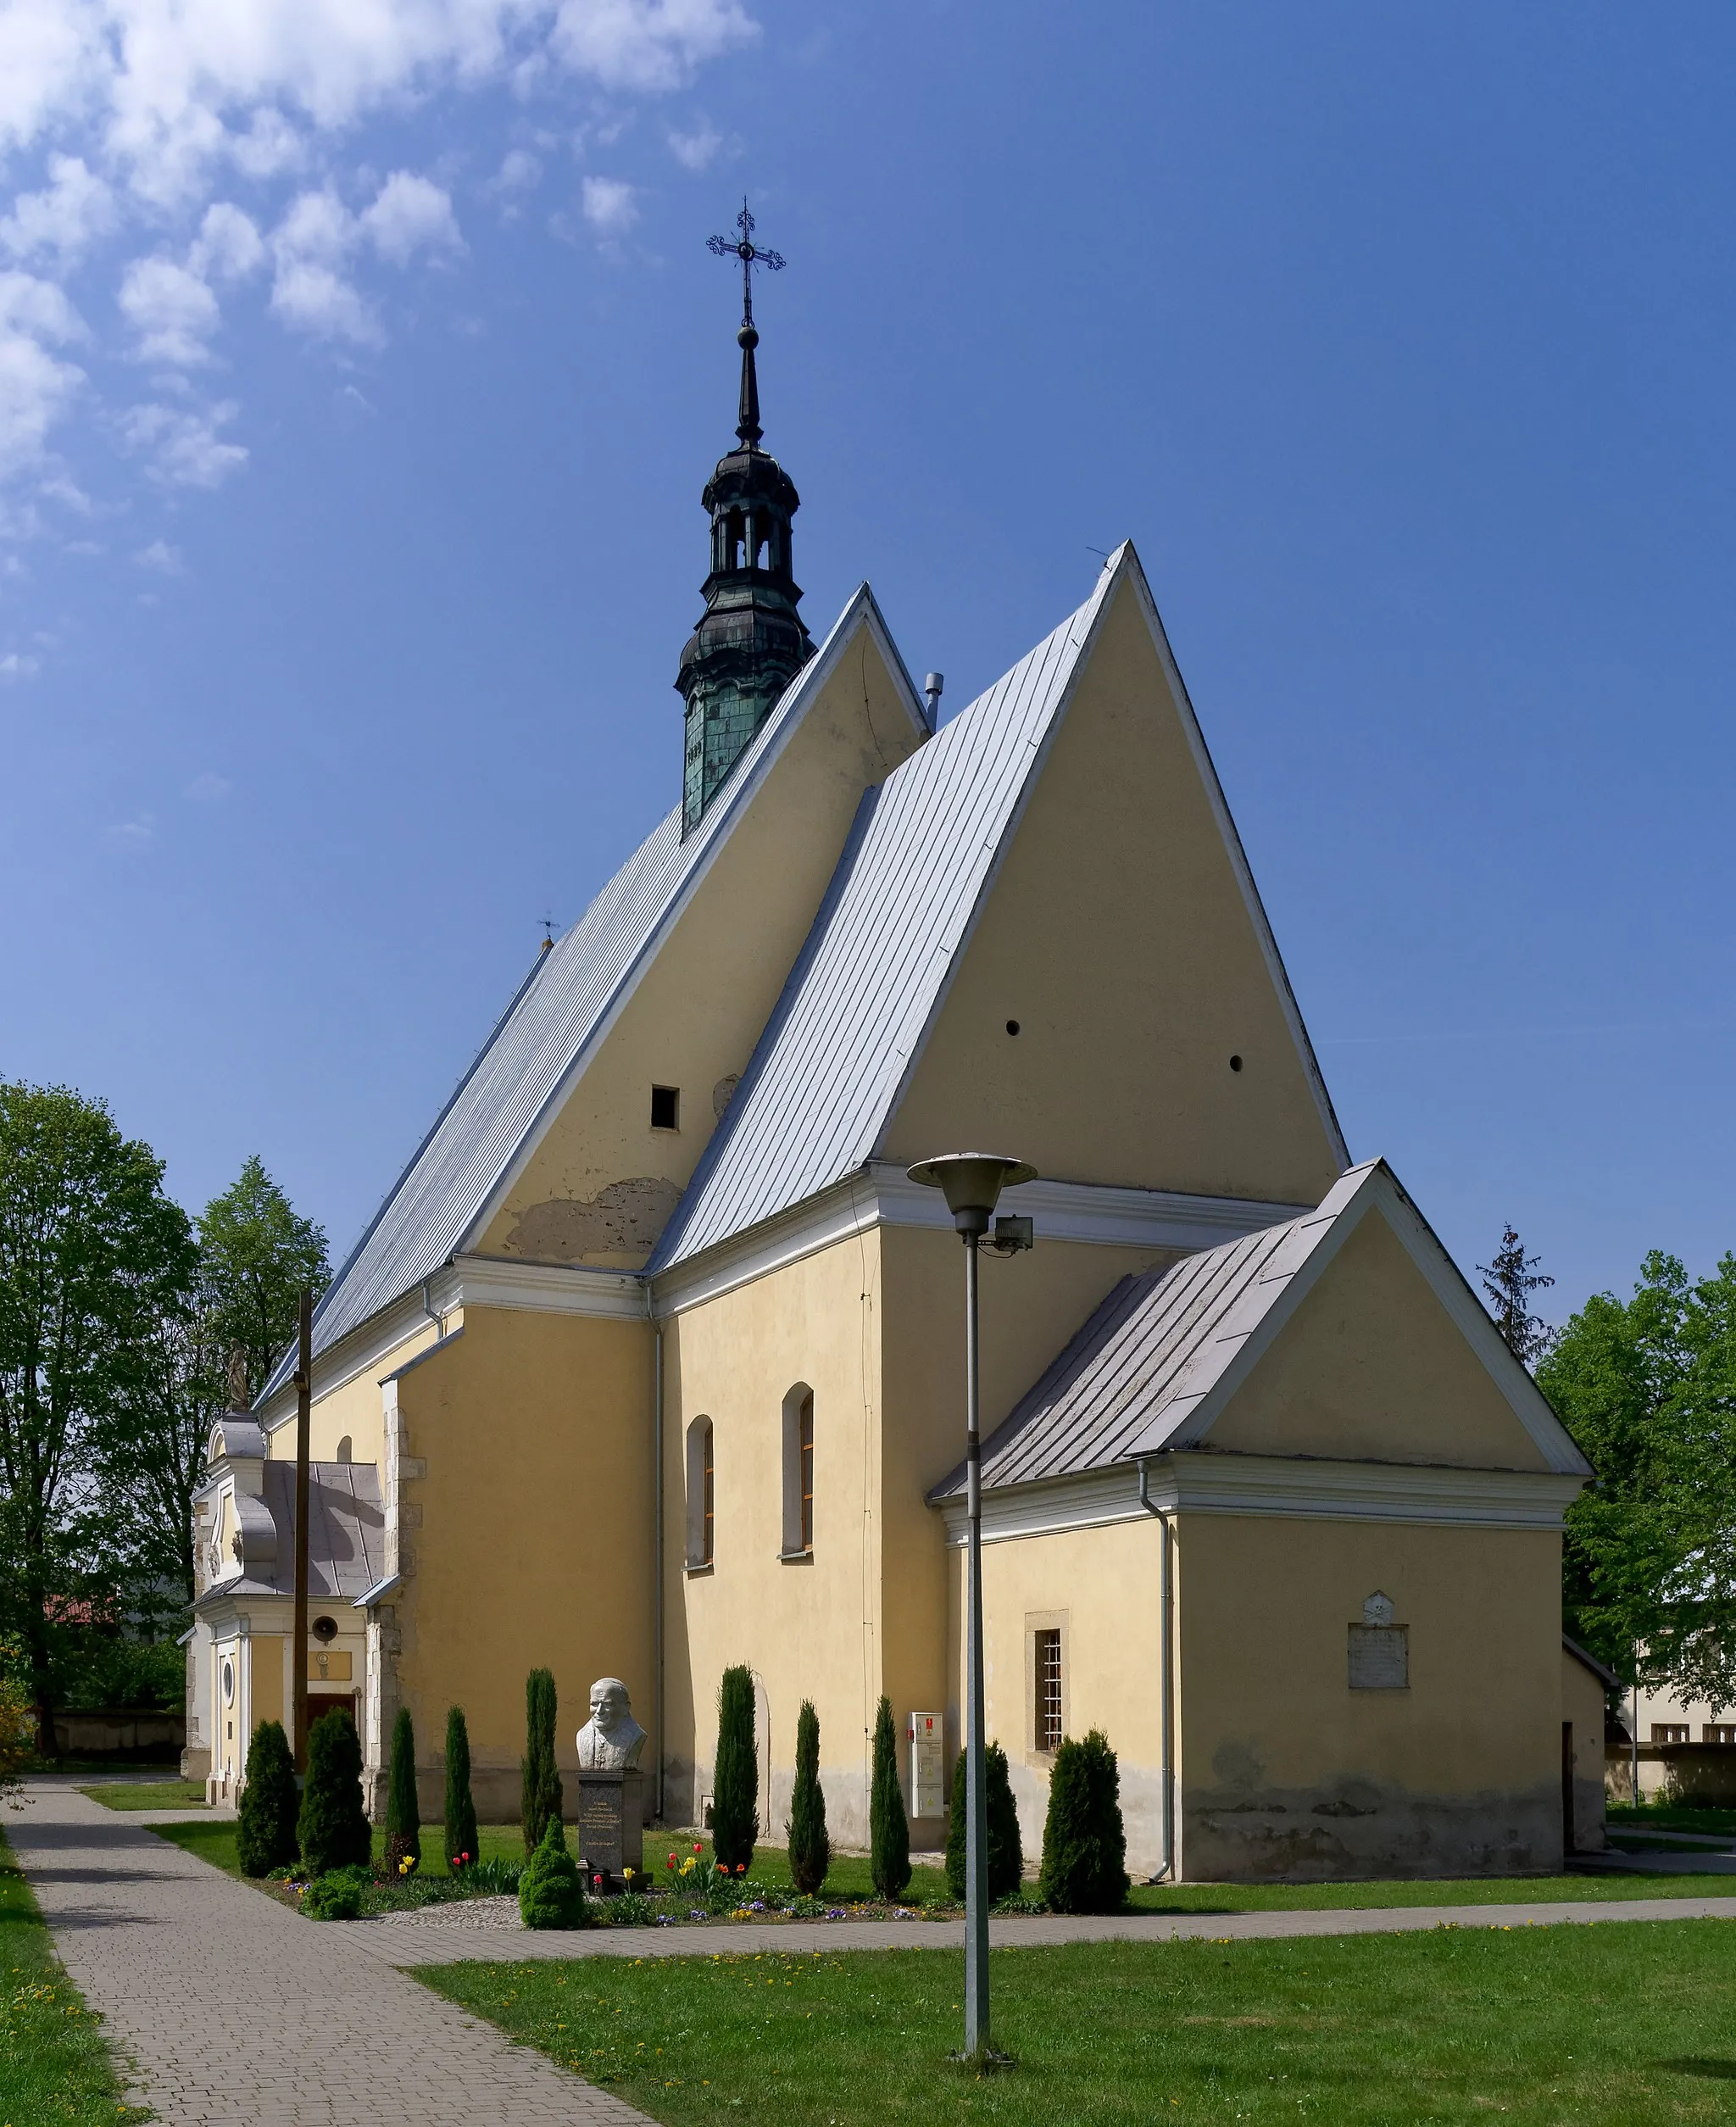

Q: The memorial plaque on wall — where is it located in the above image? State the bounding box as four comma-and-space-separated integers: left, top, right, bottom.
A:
1347, 1623, 1409, 1690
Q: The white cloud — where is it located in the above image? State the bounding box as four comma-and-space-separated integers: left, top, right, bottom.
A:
581, 175, 637, 237
666, 119, 721, 171
0, 270, 86, 478
119, 255, 219, 364
121, 398, 247, 487
0, 650, 41, 678
361, 171, 463, 265
189, 203, 264, 281
268, 189, 375, 343
104, 816, 154, 849
186, 769, 231, 800
0, 154, 115, 264
491, 148, 542, 193
135, 537, 183, 572
551, 0, 756, 92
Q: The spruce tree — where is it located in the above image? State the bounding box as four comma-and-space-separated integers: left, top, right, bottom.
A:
236, 1718, 298, 1877
1038, 1729, 1128, 1914
711, 1664, 759, 1870
868, 1695, 910, 1901
518, 1813, 588, 1929
785, 1699, 830, 1895
520, 1668, 562, 1853
443, 1704, 480, 1869
944, 1740, 1023, 1902
298, 1712, 371, 1877
383, 1706, 421, 1876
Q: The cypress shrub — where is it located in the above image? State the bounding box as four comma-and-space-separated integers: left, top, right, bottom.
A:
519, 1813, 588, 1929
1038, 1728, 1128, 1915
520, 1668, 562, 1853
236, 1719, 298, 1877
383, 1707, 421, 1876
443, 1705, 480, 1870
868, 1695, 910, 1901
298, 1712, 371, 1878
943, 1740, 1023, 1902
711, 1664, 759, 1870
785, 1699, 830, 1895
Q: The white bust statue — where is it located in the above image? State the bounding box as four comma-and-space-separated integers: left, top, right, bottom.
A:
576, 1676, 646, 1770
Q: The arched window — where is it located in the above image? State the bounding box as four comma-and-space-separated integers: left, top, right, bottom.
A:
334, 1435, 352, 1465
781, 1385, 814, 1558
686, 1417, 715, 1569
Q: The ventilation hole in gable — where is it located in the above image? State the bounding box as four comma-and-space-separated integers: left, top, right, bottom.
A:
1230, 1055, 1244, 1072
1005, 1019, 1021, 1036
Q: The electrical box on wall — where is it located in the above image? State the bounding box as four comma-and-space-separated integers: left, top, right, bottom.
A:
908, 1710, 945, 1818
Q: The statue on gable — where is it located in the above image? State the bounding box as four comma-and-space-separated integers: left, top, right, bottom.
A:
576, 1677, 647, 1769
226, 1344, 250, 1413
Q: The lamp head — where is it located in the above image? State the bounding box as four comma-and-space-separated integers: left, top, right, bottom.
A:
906, 1152, 1038, 1237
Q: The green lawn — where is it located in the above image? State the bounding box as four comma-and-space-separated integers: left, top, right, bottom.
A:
0, 1825, 147, 2124
151, 1818, 531, 1879
421, 1922, 1736, 2124
79, 1779, 208, 1810
1608, 1803, 1736, 1838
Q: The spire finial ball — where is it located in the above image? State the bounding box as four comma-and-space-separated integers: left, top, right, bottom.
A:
737, 321, 759, 351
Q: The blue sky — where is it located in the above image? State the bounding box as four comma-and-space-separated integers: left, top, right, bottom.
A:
2, 2, 1732, 1326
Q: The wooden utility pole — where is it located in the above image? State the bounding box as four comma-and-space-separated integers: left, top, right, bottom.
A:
292, 1289, 312, 1773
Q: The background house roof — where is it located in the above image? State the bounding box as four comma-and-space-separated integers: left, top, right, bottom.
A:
264, 586, 919, 1396
930, 1159, 1592, 1497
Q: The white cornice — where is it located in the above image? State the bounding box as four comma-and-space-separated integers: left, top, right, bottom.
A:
442, 1254, 647, 1320
648, 1167, 1308, 1317
259, 1284, 439, 1436
936, 1452, 1586, 1545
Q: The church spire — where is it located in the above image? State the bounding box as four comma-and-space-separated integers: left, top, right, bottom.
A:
676, 203, 814, 837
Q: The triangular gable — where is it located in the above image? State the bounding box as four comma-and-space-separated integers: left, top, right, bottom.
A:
267, 586, 927, 1395
651, 559, 1121, 1270
932, 1159, 1589, 1496
881, 547, 1346, 1200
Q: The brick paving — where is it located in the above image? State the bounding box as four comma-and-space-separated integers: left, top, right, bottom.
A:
8, 1781, 653, 2127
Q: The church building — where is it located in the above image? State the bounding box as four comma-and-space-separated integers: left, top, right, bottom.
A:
186, 226, 1605, 1880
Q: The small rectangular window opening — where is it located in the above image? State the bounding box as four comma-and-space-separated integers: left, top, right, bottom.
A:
650, 1085, 680, 1131
1036, 1628, 1062, 1753
1653, 1723, 1689, 1744
1705, 1724, 1736, 1746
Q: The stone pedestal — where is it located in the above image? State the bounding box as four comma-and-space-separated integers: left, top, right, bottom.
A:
574, 1768, 644, 1892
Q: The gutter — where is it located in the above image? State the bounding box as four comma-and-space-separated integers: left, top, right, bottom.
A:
1137, 1458, 1177, 1884
353, 1573, 403, 1612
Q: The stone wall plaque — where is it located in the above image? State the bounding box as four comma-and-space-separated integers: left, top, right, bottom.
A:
1347, 1624, 1409, 1690
306, 1651, 353, 1682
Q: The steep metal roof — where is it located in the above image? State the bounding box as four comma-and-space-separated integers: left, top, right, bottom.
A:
930, 1160, 1592, 1495
651, 557, 1121, 1270
267, 586, 921, 1395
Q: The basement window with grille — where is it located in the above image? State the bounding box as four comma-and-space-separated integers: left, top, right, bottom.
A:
1035, 1628, 1063, 1752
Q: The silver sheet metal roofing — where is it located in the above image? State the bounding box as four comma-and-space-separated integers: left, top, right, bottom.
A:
202, 1463, 383, 1602
931, 1166, 1376, 1496
651, 558, 1121, 1271
268, 589, 899, 1395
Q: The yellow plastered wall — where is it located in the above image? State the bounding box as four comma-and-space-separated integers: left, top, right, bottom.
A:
879, 1224, 1171, 1801
263, 1315, 447, 1470
250, 1635, 284, 1733
480, 632, 926, 1270
1177, 1514, 1564, 1879
1207, 1208, 1551, 1471
947, 1515, 1169, 1874
1561, 1648, 1608, 1853
663, 1231, 885, 1845
389, 1306, 654, 1818
883, 577, 1340, 1205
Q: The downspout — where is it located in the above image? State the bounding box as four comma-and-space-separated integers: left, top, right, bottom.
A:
1138, 1458, 1177, 1884
652, 1297, 665, 1826
420, 1278, 444, 1341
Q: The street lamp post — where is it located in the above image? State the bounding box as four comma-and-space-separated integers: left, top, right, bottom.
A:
907, 1153, 1036, 2063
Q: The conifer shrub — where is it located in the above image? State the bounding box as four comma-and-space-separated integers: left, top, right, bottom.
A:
1038, 1728, 1128, 1915
520, 1668, 562, 1853
785, 1699, 830, 1895
518, 1813, 589, 1929
297, 1712, 371, 1878
711, 1664, 759, 1870
301, 1869, 365, 1921
236, 1718, 299, 1878
383, 1706, 421, 1876
443, 1704, 480, 1870
943, 1740, 1023, 1902
868, 1695, 910, 1901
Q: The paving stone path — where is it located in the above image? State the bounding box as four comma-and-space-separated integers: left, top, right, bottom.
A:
8, 1782, 653, 2127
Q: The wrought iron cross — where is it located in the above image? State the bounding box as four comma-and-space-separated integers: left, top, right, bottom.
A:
707, 199, 784, 325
